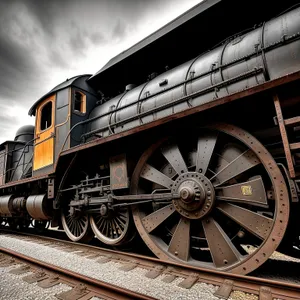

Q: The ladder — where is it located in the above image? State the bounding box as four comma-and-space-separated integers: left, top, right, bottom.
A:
273, 94, 300, 178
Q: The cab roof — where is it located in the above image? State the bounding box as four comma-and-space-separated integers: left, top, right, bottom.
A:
28, 74, 92, 116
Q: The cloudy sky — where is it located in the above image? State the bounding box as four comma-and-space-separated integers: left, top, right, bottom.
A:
0, 0, 202, 143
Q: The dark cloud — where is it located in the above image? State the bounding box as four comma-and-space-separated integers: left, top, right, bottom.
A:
112, 19, 128, 40
0, 0, 201, 142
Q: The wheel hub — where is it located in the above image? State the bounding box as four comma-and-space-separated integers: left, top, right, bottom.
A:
172, 172, 215, 219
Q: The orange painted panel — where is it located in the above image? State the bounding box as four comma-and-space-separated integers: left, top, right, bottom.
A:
33, 96, 55, 171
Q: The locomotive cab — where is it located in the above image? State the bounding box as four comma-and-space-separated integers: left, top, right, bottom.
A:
28, 75, 98, 176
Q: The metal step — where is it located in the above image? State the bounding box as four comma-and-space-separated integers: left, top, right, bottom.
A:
285, 116, 300, 127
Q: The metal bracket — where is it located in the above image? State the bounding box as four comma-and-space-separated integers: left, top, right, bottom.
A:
97, 255, 112, 264
259, 286, 273, 300
178, 272, 199, 289
48, 178, 55, 199
214, 279, 234, 299
119, 260, 139, 272
56, 284, 90, 300
9, 264, 30, 275
162, 274, 177, 283
23, 269, 49, 283
145, 265, 165, 279
38, 274, 60, 288
0, 258, 16, 267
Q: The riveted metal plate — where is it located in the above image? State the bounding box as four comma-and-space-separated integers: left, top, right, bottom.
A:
109, 153, 128, 190
213, 279, 234, 299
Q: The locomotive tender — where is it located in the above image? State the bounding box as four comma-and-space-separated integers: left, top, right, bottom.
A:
1, 0, 300, 275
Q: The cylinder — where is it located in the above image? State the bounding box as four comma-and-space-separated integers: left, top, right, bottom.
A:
0, 195, 14, 216
26, 194, 52, 220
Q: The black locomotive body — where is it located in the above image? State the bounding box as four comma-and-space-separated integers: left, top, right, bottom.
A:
1, 0, 300, 275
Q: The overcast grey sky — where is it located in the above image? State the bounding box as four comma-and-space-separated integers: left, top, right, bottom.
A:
0, 0, 201, 143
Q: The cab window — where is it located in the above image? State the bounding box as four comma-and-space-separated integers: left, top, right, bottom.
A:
40, 101, 52, 130
74, 91, 86, 114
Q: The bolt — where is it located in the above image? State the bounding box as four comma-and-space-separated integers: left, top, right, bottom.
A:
237, 230, 245, 238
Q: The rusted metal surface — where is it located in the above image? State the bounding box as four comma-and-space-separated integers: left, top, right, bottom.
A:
0, 173, 49, 189
131, 123, 290, 274
273, 93, 296, 178
59, 70, 300, 158
109, 154, 129, 190
214, 279, 234, 299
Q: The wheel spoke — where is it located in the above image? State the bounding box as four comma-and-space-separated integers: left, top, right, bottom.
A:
215, 177, 268, 207
161, 143, 188, 175
202, 217, 240, 268
140, 164, 174, 189
168, 217, 190, 261
210, 149, 260, 185
142, 204, 176, 233
112, 219, 119, 237
217, 203, 274, 240
196, 133, 218, 175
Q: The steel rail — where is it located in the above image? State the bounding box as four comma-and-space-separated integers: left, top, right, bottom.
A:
0, 244, 156, 300
1, 229, 300, 299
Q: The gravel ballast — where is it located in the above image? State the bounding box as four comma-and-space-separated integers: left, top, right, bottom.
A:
0, 234, 278, 300
0, 263, 71, 300
0, 235, 222, 300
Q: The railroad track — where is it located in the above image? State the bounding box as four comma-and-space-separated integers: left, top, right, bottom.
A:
0, 229, 300, 300
0, 245, 155, 299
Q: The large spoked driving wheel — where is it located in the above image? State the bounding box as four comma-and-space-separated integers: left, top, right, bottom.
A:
61, 205, 94, 242
131, 123, 289, 274
90, 206, 131, 246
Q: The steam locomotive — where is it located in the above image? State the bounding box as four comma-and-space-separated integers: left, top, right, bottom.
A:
1, 1, 300, 275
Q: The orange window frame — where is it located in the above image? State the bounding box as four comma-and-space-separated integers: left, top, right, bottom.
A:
74, 90, 86, 115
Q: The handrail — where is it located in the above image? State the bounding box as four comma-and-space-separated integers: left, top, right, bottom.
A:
55, 31, 300, 158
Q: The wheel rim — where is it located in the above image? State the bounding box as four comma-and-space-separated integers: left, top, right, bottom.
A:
90, 207, 130, 245
131, 123, 289, 274
61, 206, 93, 242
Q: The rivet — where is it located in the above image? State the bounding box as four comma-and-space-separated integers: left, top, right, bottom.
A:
175, 251, 178, 256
